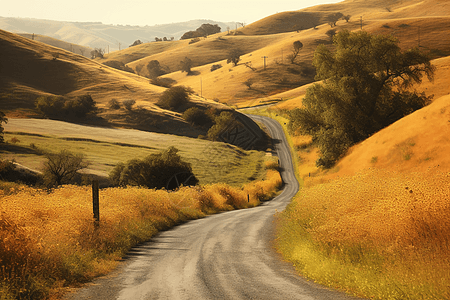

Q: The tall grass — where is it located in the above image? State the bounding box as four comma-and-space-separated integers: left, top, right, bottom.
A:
0, 169, 282, 299
276, 169, 450, 299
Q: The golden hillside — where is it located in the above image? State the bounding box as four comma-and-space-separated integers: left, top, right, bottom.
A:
17, 33, 92, 58
0, 29, 228, 136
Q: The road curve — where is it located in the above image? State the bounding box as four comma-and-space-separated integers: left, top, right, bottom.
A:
65, 115, 361, 300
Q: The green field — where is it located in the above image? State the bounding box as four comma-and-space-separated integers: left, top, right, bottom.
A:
2, 119, 268, 187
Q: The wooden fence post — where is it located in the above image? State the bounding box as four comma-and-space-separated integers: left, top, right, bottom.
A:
92, 180, 99, 227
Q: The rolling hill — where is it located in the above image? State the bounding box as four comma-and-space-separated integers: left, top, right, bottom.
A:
1, 0, 450, 177
0, 16, 239, 51
0, 29, 228, 137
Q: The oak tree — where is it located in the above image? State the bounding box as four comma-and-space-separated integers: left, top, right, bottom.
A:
289, 30, 435, 168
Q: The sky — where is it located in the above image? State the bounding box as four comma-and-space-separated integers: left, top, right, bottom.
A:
2, 0, 343, 26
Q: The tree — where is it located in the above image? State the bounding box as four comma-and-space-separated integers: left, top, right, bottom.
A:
129, 40, 143, 47
90, 48, 104, 59
109, 146, 198, 190
43, 150, 89, 187
227, 49, 242, 66
287, 40, 303, 64
325, 29, 337, 41
147, 60, 166, 79
343, 15, 351, 22
289, 30, 435, 168
0, 111, 7, 143
183, 107, 214, 128
180, 57, 193, 74
157, 86, 192, 111
327, 12, 344, 27
181, 23, 221, 40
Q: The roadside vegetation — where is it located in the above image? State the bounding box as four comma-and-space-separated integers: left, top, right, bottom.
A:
0, 159, 282, 299
274, 29, 446, 300
276, 169, 450, 300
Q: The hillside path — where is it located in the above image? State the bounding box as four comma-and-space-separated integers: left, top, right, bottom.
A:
65, 115, 362, 300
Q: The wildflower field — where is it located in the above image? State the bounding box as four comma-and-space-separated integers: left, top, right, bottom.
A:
276, 169, 450, 300
0, 165, 282, 299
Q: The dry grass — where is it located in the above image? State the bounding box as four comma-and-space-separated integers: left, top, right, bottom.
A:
0, 167, 282, 299
276, 168, 450, 299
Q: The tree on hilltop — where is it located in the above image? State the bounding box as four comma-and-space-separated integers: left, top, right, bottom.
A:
181, 23, 221, 40
288, 30, 435, 168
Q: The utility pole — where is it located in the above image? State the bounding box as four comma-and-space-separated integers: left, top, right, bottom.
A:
119, 42, 121, 51
360, 16, 363, 30
262, 56, 268, 70
200, 78, 203, 98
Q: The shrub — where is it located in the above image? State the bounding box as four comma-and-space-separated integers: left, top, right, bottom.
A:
182, 107, 214, 128
211, 64, 222, 72
189, 38, 201, 44
122, 99, 136, 111
109, 146, 198, 190
102, 60, 134, 73
35, 95, 97, 120
157, 86, 192, 111
0, 160, 41, 185
108, 99, 121, 110
0, 111, 7, 143
207, 111, 238, 141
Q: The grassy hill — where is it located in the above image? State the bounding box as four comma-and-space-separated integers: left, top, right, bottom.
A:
0, 29, 231, 137
17, 33, 92, 58
0, 16, 239, 51
93, 0, 449, 105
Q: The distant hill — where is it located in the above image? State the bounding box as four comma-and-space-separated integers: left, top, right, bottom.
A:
0, 17, 238, 52
16, 33, 92, 58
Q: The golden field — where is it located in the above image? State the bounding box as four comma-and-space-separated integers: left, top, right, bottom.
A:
0, 168, 282, 299
276, 169, 450, 299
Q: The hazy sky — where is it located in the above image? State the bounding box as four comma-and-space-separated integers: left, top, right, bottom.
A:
2, 0, 342, 26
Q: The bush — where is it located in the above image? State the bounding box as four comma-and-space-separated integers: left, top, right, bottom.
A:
122, 99, 136, 111
189, 38, 201, 44
0, 160, 41, 185
211, 64, 222, 72
108, 99, 121, 110
109, 146, 198, 190
0, 111, 7, 143
207, 111, 238, 141
35, 95, 97, 120
182, 107, 214, 128
157, 86, 192, 111
102, 60, 134, 73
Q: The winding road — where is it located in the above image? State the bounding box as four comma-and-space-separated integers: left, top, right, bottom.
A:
65, 115, 361, 300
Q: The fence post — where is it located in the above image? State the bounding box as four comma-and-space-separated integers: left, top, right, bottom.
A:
92, 180, 100, 227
